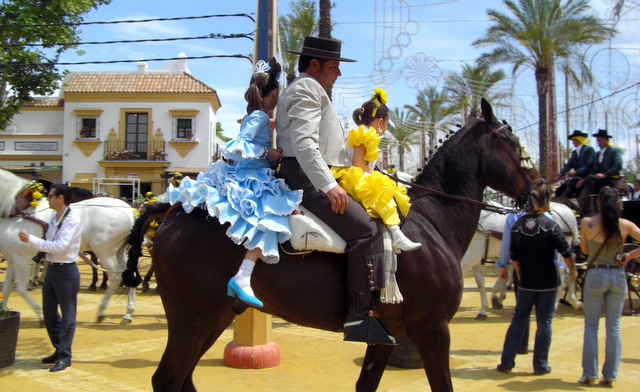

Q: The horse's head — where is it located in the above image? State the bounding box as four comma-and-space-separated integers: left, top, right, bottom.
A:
477, 98, 543, 210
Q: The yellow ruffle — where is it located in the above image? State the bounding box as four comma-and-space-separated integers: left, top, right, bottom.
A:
347, 126, 380, 163
331, 167, 411, 226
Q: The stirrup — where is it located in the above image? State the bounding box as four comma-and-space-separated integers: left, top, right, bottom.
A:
343, 316, 397, 345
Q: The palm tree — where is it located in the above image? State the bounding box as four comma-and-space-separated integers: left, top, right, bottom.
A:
444, 63, 508, 124
473, 0, 616, 178
319, 0, 332, 38
387, 108, 419, 172
279, 0, 318, 85
403, 87, 458, 162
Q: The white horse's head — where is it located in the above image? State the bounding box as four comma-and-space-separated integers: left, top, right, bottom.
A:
0, 169, 30, 218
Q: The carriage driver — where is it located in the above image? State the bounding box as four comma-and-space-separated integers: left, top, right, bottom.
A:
275, 36, 396, 345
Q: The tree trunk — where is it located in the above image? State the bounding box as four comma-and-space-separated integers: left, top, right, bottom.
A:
319, 0, 332, 38
535, 67, 551, 179
399, 146, 405, 172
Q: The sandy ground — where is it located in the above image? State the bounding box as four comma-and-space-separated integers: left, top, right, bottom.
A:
1, 261, 639, 392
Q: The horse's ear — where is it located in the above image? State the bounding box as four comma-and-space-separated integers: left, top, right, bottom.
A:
480, 97, 494, 123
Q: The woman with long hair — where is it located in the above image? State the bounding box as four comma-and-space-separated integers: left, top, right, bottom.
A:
578, 186, 640, 386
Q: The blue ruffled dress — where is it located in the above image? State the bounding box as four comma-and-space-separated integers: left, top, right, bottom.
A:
166, 110, 302, 263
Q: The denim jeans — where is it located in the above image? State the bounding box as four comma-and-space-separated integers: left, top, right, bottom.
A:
500, 289, 557, 373
581, 268, 627, 381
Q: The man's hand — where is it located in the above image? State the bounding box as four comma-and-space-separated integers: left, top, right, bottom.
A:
499, 266, 509, 280
567, 169, 577, 177
266, 148, 283, 163
595, 173, 606, 179
18, 232, 30, 242
326, 186, 349, 214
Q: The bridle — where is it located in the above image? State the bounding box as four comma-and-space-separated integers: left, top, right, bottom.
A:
387, 120, 543, 213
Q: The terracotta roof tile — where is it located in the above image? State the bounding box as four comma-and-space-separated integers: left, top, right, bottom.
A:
64, 72, 216, 94
22, 98, 65, 107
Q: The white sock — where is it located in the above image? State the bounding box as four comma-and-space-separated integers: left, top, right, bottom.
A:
234, 259, 256, 288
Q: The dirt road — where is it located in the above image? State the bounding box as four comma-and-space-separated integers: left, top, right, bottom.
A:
1, 262, 639, 391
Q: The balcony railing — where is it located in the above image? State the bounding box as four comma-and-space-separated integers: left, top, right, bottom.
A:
103, 140, 166, 160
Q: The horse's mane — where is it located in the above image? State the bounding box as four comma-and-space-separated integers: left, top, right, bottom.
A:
413, 118, 484, 187
0, 169, 30, 218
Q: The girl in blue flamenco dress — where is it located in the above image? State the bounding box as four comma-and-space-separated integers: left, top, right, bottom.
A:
331, 89, 421, 252
166, 58, 302, 307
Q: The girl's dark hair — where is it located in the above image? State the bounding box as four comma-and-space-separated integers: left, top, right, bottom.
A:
352, 92, 389, 127
245, 58, 281, 114
598, 186, 622, 242
524, 184, 551, 214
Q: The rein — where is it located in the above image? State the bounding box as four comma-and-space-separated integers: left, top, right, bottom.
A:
384, 121, 541, 213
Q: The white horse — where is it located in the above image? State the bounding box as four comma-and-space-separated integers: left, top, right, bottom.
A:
460, 201, 582, 319
0, 170, 136, 324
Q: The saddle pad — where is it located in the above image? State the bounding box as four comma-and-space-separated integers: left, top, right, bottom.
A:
288, 206, 346, 253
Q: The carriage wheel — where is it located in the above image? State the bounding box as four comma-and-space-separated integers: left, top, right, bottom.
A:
622, 244, 640, 315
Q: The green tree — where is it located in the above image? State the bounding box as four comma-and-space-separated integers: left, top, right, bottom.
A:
0, 0, 111, 130
387, 107, 419, 172
278, 0, 318, 85
403, 87, 458, 162
444, 63, 507, 124
473, 0, 616, 178
215, 121, 231, 142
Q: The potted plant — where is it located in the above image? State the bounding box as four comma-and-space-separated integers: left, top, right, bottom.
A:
149, 149, 167, 161
0, 295, 20, 369
185, 131, 193, 140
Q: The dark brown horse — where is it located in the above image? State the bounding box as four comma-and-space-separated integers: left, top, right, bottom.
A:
140, 99, 542, 391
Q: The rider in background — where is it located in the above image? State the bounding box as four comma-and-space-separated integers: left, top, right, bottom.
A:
331, 88, 420, 253
555, 130, 595, 199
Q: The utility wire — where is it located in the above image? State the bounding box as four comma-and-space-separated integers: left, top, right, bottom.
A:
515, 81, 640, 133
0, 33, 254, 47
0, 54, 253, 68
0, 13, 255, 28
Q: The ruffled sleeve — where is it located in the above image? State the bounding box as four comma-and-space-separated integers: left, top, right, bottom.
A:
223, 111, 269, 162
347, 125, 380, 163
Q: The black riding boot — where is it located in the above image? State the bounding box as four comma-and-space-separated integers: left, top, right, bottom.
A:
343, 291, 396, 345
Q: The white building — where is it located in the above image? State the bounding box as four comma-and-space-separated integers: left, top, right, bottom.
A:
0, 53, 224, 199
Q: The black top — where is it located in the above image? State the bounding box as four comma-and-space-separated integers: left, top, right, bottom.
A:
510, 213, 573, 291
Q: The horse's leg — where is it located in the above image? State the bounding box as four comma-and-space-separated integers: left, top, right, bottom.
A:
4, 257, 44, 322
96, 272, 120, 322
152, 309, 236, 392
355, 344, 394, 392
100, 270, 109, 290
120, 286, 136, 325
412, 320, 454, 392
472, 264, 488, 319
491, 266, 507, 309
142, 266, 154, 293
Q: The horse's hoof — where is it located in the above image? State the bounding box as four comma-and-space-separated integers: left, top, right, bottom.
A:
97, 314, 106, 323
491, 298, 503, 309
141, 284, 149, 293
120, 318, 132, 325
89, 285, 97, 292
100, 284, 109, 290
476, 313, 488, 320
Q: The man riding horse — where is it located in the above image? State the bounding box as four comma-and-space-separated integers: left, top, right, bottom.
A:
276, 36, 396, 345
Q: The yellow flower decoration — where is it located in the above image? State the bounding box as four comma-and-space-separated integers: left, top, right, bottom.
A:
372, 88, 387, 105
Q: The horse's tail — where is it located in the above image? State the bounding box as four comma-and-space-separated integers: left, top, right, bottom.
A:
122, 202, 171, 287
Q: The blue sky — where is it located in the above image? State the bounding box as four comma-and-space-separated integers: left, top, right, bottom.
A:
55, 0, 639, 172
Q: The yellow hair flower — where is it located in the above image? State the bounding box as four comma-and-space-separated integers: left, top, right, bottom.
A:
372, 88, 387, 105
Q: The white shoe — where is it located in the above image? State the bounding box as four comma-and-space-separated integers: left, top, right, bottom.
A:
391, 230, 421, 252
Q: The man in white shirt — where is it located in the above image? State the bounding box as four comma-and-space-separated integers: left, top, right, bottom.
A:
276, 37, 395, 345
19, 184, 83, 372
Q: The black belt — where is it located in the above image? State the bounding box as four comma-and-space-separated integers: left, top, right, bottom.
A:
590, 264, 622, 270
49, 262, 75, 266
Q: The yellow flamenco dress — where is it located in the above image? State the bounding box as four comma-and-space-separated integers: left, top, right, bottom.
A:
331, 125, 411, 226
